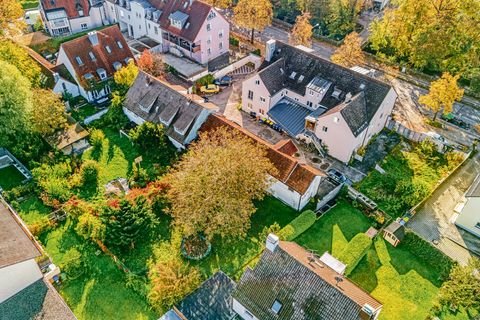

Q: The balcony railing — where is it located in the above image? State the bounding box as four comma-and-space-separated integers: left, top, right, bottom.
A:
162, 33, 201, 53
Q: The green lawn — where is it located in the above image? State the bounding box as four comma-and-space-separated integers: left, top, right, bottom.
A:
16, 195, 51, 226
70, 104, 99, 123
349, 237, 471, 320
19, 0, 38, 9
39, 219, 156, 320
0, 165, 26, 190
295, 199, 372, 256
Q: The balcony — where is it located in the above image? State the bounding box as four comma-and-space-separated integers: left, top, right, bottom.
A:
50, 18, 69, 29
162, 33, 200, 53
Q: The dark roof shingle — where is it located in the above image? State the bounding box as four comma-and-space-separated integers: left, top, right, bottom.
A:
41, 0, 91, 19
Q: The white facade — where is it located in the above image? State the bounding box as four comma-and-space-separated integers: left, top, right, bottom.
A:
0, 259, 43, 303
52, 76, 81, 98
268, 175, 322, 211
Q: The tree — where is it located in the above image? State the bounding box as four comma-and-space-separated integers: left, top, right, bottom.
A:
0, 61, 32, 149
331, 32, 365, 67
166, 127, 275, 240
203, 0, 232, 8
129, 122, 172, 162
0, 0, 24, 35
291, 12, 313, 47
30, 89, 67, 137
137, 50, 165, 78
327, 0, 363, 38
234, 0, 273, 43
419, 73, 464, 121
113, 60, 139, 95
102, 197, 157, 250
369, 0, 480, 81
0, 39, 42, 87
438, 258, 480, 311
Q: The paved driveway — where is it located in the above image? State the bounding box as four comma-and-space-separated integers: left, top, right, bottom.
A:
407, 152, 480, 265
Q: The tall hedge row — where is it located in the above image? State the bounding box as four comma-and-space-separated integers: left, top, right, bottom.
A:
279, 210, 316, 241
338, 233, 372, 275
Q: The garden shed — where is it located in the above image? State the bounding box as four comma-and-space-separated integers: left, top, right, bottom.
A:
383, 221, 405, 247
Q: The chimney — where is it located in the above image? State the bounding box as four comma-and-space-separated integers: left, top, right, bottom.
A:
88, 31, 99, 46
53, 72, 60, 83
265, 39, 276, 62
266, 233, 279, 252
345, 92, 352, 102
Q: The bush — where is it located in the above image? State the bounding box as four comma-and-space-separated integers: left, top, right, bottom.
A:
29, 217, 54, 236
61, 247, 84, 278
229, 36, 240, 47
32, 161, 74, 203
76, 213, 105, 241
279, 210, 316, 240
338, 233, 372, 275
80, 160, 99, 186
89, 129, 105, 150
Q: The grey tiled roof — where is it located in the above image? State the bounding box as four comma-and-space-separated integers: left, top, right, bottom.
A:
259, 42, 392, 136
175, 271, 236, 320
340, 92, 368, 136
232, 241, 382, 320
124, 71, 206, 146
0, 279, 77, 320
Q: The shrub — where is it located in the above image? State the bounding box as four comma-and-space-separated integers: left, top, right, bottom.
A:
278, 210, 316, 241
338, 233, 372, 275
60, 247, 84, 278
32, 161, 74, 203
229, 36, 240, 47
126, 273, 148, 298
76, 213, 105, 241
129, 122, 170, 161
89, 129, 105, 150
80, 160, 99, 186
29, 217, 54, 236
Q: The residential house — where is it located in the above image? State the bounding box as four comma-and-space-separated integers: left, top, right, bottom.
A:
0, 199, 76, 319
232, 234, 383, 320
200, 114, 324, 211
56, 25, 135, 103
383, 221, 405, 247
123, 71, 218, 149
104, 0, 229, 67
242, 40, 397, 163
160, 271, 236, 320
40, 0, 106, 37
455, 174, 480, 238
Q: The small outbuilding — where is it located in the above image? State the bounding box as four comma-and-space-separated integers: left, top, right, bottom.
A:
46, 116, 89, 155
383, 221, 405, 247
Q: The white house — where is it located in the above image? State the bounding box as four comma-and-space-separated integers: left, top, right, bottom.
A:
242, 40, 397, 163
39, 0, 106, 37
200, 114, 324, 211
455, 175, 480, 238
56, 25, 135, 103
123, 71, 218, 149
103, 0, 230, 67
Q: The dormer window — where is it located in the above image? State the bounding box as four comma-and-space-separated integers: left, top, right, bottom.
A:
207, 10, 216, 20
78, 9, 84, 16
89, 51, 96, 61
289, 71, 297, 79
105, 45, 112, 54
75, 56, 83, 65
298, 75, 304, 82
113, 61, 122, 71
97, 68, 107, 80
271, 300, 282, 314
117, 40, 123, 49
169, 11, 189, 30
84, 73, 94, 81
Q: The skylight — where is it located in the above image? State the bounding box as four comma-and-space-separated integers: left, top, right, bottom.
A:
88, 51, 96, 61
289, 71, 297, 79
272, 300, 282, 314
117, 40, 123, 49
105, 45, 112, 54
75, 56, 83, 65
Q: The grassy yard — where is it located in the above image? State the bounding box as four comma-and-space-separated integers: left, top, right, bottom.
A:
349, 237, 471, 320
295, 199, 372, 256
16, 195, 51, 226
357, 141, 463, 218
0, 165, 26, 190
70, 104, 100, 123
19, 0, 38, 9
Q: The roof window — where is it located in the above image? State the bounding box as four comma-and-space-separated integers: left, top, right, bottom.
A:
117, 40, 123, 49
88, 51, 96, 61
289, 71, 297, 79
75, 56, 83, 66
271, 300, 282, 314
105, 45, 112, 54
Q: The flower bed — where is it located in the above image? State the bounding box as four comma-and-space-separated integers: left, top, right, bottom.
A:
181, 235, 212, 261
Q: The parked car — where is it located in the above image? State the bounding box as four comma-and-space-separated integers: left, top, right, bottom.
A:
441, 113, 471, 130
214, 76, 233, 86
199, 84, 220, 95
327, 168, 347, 184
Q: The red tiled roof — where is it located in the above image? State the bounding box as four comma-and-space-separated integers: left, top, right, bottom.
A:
59, 25, 134, 85
273, 139, 298, 156
200, 115, 324, 194
149, 0, 214, 42
41, 0, 91, 19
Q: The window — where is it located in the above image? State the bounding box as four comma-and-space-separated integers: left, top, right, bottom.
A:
255, 80, 260, 85
309, 90, 314, 96
244, 310, 254, 319
218, 29, 224, 38
475, 222, 480, 229
105, 45, 112, 54
247, 90, 253, 100
260, 97, 266, 102
219, 42, 223, 50
154, 26, 158, 35
120, 10, 124, 17
333, 116, 339, 123
88, 51, 96, 61
207, 35, 212, 44
298, 75, 304, 82
247, 103, 252, 109
322, 126, 328, 132
139, 24, 141, 30
289, 71, 297, 79
128, 15, 131, 20
148, 23, 151, 29
207, 11, 216, 20
306, 101, 313, 107
81, 23, 88, 30
259, 109, 265, 115
78, 9, 84, 17
117, 41, 123, 49
207, 48, 211, 55
75, 56, 83, 65
206, 23, 211, 31
272, 300, 282, 314
379, 112, 383, 119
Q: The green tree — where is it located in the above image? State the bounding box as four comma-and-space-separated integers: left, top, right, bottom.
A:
0, 0, 24, 35
0, 39, 42, 87
31, 89, 67, 137
113, 61, 139, 95
291, 12, 313, 47
331, 31, 365, 67
166, 126, 275, 240
76, 213, 105, 241
438, 258, 480, 312
234, 0, 273, 43
327, 0, 363, 38
419, 73, 464, 121
0, 61, 32, 149
129, 122, 170, 161
102, 197, 157, 251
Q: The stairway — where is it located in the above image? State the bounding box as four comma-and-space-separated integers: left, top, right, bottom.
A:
227, 64, 255, 77
305, 131, 325, 157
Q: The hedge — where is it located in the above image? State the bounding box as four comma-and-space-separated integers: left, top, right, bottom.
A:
279, 210, 316, 241
338, 233, 372, 275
